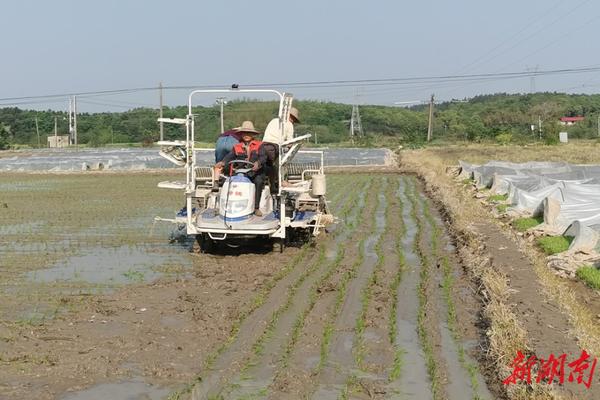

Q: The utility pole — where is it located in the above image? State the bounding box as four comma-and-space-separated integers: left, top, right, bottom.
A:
597, 115, 600, 137
73, 96, 78, 147
35, 116, 40, 148
538, 115, 542, 140
427, 94, 435, 142
216, 97, 226, 132
159, 82, 164, 141
54, 116, 58, 138
526, 65, 539, 93
68, 97, 74, 145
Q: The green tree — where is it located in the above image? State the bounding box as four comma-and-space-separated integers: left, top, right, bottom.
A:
0, 123, 11, 150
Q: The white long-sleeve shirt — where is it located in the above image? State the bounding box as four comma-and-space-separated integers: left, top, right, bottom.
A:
261, 118, 294, 145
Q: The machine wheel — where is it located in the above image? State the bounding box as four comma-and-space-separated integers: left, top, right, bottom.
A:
196, 233, 216, 254
285, 228, 312, 247
272, 238, 285, 253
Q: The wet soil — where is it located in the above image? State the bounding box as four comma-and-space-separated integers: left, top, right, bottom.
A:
0, 172, 498, 400
0, 250, 297, 400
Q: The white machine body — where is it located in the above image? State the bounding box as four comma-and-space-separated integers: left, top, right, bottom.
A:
219, 175, 255, 219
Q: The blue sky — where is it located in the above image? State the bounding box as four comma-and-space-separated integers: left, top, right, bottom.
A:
1, 0, 600, 111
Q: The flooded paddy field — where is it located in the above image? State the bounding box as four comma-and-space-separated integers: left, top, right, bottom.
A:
1, 171, 501, 399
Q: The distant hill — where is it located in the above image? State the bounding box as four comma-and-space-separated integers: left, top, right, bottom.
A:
1, 92, 600, 148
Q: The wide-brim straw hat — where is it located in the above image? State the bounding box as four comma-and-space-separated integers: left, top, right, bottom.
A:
290, 107, 300, 123
233, 120, 261, 135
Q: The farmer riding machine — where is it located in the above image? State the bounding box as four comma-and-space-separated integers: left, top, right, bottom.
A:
155, 89, 334, 252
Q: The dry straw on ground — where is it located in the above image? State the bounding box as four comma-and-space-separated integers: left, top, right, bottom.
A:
399, 146, 569, 399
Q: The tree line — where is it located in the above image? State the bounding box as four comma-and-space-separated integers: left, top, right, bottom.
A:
2, 92, 600, 150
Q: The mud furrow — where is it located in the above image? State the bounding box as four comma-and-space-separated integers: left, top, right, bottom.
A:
421, 196, 493, 400
413, 178, 449, 400
222, 200, 367, 399
267, 182, 376, 399
386, 176, 432, 399
190, 247, 320, 399
312, 178, 387, 398
387, 176, 406, 383
223, 181, 368, 398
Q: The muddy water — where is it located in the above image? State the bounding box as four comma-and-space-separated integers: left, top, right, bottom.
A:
59, 378, 169, 400
26, 245, 190, 285
430, 214, 493, 400
387, 176, 433, 399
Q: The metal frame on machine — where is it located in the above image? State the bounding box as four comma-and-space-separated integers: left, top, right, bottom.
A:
184, 89, 288, 237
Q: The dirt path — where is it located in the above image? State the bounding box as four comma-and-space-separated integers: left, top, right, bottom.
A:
472, 221, 599, 400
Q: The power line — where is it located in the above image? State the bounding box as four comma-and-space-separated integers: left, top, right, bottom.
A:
2, 65, 600, 105
455, 0, 569, 74
474, 0, 593, 74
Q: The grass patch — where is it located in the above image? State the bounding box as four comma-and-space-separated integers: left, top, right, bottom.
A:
576, 266, 600, 290
536, 236, 573, 255
487, 193, 508, 202
512, 216, 543, 232
122, 269, 145, 282
496, 204, 508, 213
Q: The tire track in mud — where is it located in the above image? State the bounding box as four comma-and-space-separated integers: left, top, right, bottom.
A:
311, 178, 388, 399
190, 177, 371, 399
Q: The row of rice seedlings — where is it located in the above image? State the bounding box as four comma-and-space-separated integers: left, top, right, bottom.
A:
276, 188, 373, 372
388, 176, 407, 382
317, 179, 377, 372
248, 245, 327, 361
406, 177, 442, 400
278, 179, 373, 368
421, 195, 482, 399
221, 177, 370, 397
354, 178, 390, 369
222, 177, 369, 394
168, 244, 315, 399
260, 177, 370, 361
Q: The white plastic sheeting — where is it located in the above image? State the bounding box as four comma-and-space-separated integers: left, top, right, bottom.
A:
459, 160, 600, 253
0, 148, 393, 172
